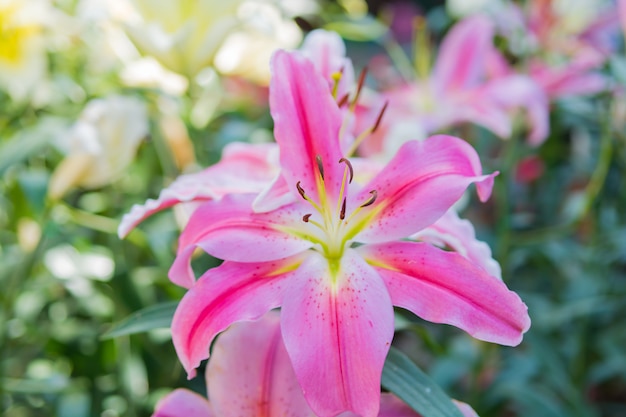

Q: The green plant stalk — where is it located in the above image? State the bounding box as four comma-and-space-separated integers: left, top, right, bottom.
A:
149, 118, 179, 181
494, 137, 520, 273
0, 210, 51, 414
512, 102, 614, 245
378, 34, 415, 83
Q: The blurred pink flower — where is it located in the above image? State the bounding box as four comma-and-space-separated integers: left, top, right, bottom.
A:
153, 312, 480, 417
169, 49, 530, 417
362, 15, 549, 155
493, 0, 619, 98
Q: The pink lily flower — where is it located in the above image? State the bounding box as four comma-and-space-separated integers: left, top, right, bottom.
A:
170, 49, 530, 417
118, 30, 358, 240
153, 312, 479, 417
361, 15, 549, 155
490, 0, 618, 99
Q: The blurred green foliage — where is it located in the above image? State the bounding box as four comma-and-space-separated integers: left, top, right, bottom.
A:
2, 1, 626, 416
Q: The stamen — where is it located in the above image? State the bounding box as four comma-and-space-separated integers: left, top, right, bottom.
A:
350, 67, 368, 110
345, 100, 389, 157
303, 213, 312, 222
338, 158, 354, 183
361, 190, 378, 207
296, 181, 307, 200
316, 155, 325, 180
340, 198, 347, 220
372, 101, 389, 134
331, 71, 343, 98
337, 92, 350, 108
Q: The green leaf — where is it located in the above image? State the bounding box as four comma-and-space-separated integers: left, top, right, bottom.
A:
101, 301, 178, 339
382, 347, 465, 417
0, 116, 67, 176
324, 16, 388, 41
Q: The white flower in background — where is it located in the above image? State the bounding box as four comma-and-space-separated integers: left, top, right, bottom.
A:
0, 0, 48, 100
124, 0, 247, 78
124, 0, 302, 83
49, 95, 148, 199
213, 1, 302, 84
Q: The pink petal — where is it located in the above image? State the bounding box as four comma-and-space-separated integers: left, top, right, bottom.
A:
118, 142, 278, 238
168, 194, 311, 288
377, 393, 422, 417
355, 135, 496, 244
529, 60, 608, 98
448, 93, 513, 139
360, 242, 530, 346
172, 257, 301, 378
281, 250, 394, 417
301, 29, 355, 98
376, 394, 479, 417
207, 312, 314, 417
480, 75, 549, 146
452, 400, 480, 417
151, 389, 213, 417
432, 15, 494, 93
270, 50, 345, 203
413, 209, 502, 280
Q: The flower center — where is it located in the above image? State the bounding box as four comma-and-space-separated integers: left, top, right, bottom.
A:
295, 155, 377, 260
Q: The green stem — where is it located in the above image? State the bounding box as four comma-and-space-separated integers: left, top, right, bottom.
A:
150, 118, 179, 180
378, 34, 415, 83
494, 138, 520, 271
512, 103, 613, 245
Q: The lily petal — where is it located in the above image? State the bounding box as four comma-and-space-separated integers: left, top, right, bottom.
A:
151, 388, 214, 417
172, 257, 301, 378
360, 242, 530, 346
270, 50, 345, 202
480, 75, 549, 146
413, 209, 502, 280
433, 15, 494, 92
169, 194, 312, 288
118, 142, 278, 238
281, 250, 394, 417
207, 312, 314, 417
355, 135, 496, 244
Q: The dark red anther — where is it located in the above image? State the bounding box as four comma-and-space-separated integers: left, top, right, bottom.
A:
338, 158, 354, 183
340, 197, 347, 220
303, 213, 312, 222
352, 67, 368, 106
296, 181, 307, 199
372, 101, 388, 134
361, 190, 378, 207
337, 93, 350, 108
316, 154, 325, 180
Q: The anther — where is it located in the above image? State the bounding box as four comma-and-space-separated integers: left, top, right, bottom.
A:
337, 92, 350, 108
351, 67, 368, 108
303, 213, 312, 222
372, 101, 389, 134
316, 155, 325, 180
296, 181, 307, 199
361, 190, 378, 207
340, 197, 347, 220
338, 158, 354, 183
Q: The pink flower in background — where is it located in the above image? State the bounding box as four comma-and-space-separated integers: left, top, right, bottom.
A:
169, 49, 530, 417
153, 313, 479, 417
490, 0, 619, 98
362, 15, 549, 156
